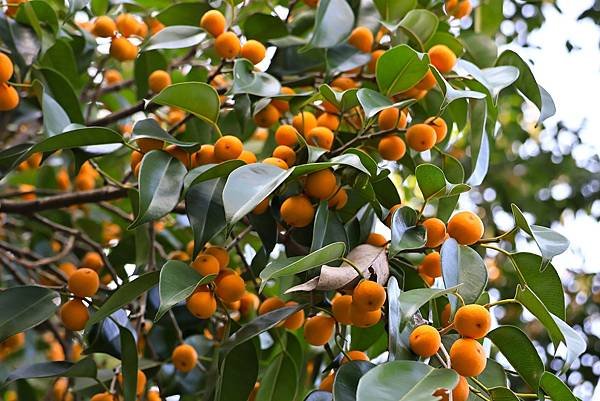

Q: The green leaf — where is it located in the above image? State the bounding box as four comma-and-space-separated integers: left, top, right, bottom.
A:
389, 207, 426, 257
440, 238, 488, 311
186, 177, 228, 256
386, 276, 404, 361
495, 49, 542, 107
149, 82, 220, 126
397, 287, 459, 329
488, 387, 520, 401
424, 32, 464, 55
305, 0, 354, 49
466, 98, 490, 186
184, 161, 245, 192
134, 50, 168, 99
319, 84, 359, 112
539, 372, 578, 401
156, 2, 210, 26
511, 204, 569, 264
232, 58, 281, 97
221, 305, 305, 352
215, 340, 259, 401
4, 357, 97, 385
415, 164, 446, 199
514, 285, 564, 349
551, 314, 586, 372
431, 68, 486, 110
255, 353, 298, 401
460, 32, 498, 68
223, 163, 292, 224
130, 150, 187, 228
376, 45, 429, 96
131, 118, 197, 148
90, 0, 109, 15
0, 286, 60, 342
509, 253, 564, 319
356, 360, 458, 401
327, 44, 372, 74
479, 0, 504, 36
259, 242, 346, 291
156, 260, 217, 321
243, 13, 288, 42
31, 80, 71, 136
16, 0, 58, 34
333, 361, 376, 401
142, 25, 206, 51
487, 326, 544, 391
86, 271, 160, 328
311, 201, 330, 252
356, 88, 415, 119
456, 60, 519, 99
373, 0, 415, 22
398, 9, 438, 51
118, 325, 138, 401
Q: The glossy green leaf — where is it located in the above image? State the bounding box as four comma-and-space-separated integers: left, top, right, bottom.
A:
243, 13, 288, 41
511, 204, 569, 264
515, 285, 564, 349
488, 387, 520, 401
539, 372, 578, 401
32, 80, 71, 137
319, 84, 359, 112
386, 276, 403, 361
487, 326, 544, 390
397, 287, 459, 329
223, 163, 292, 224
306, 0, 354, 49
131, 118, 197, 148
86, 271, 160, 328
156, 260, 217, 321
0, 286, 60, 342
16, 0, 58, 34
440, 238, 488, 311
415, 164, 446, 199
221, 305, 305, 352
186, 177, 228, 255
134, 50, 168, 99
356, 360, 458, 401
215, 340, 259, 401
398, 9, 438, 51
466, 98, 490, 186
4, 358, 97, 385
389, 207, 426, 257
156, 2, 210, 26
356, 88, 415, 119
424, 32, 464, 55
333, 361, 376, 401
460, 32, 498, 68
143, 25, 206, 51
509, 252, 565, 318
255, 352, 298, 401
377, 45, 429, 96
456, 60, 519, 99
259, 242, 346, 291
149, 82, 220, 125
327, 44, 372, 74
431, 68, 486, 110
90, 0, 109, 15
37, 67, 84, 123
130, 150, 187, 228
373, 0, 415, 22
551, 314, 586, 372
118, 325, 138, 401
232, 58, 281, 97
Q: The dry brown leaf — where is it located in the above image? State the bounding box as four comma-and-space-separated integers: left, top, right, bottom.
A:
286, 244, 389, 293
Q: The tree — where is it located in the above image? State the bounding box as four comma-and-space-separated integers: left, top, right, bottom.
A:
0, 1, 588, 401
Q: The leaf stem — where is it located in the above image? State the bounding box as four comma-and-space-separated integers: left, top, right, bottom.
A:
341, 257, 364, 279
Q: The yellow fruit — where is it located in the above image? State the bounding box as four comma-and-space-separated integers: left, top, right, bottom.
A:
0, 52, 14, 82
148, 70, 171, 93
316, 113, 340, 131
378, 135, 406, 161
200, 10, 227, 37
366, 233, 387, 247
305, 126, 334, 150
262, 157, 288, 169
406, 124, 437, 152
304, 169, 337, 200
275, 124, 299, 146
352, 280, 386, 312
215, 32, 241, 59
327, 188, 348, 210
191, 253, 220, 276
332, 294, 353, 325
214, 135, 243, 161
0, 83, 19, 111
186, 289, 217, 319
60, 300, 89, 331
109, 37, 138, 61
205, 246, 229, 269
68, 268, 100, 297
425, 116, 448, 143
92, 16, 116, 37
254, 104, 280, 128
272, 145, 296, 167
292, 111, 317, 135
241, 40, 266, 64
348, 26, 374, 53
449, 338, 487, 377
409, 324, 441, 357
428, 45, 457, 74
172, 344, 198, 373
418, 252, 441, 278
454, 304, 491, 339
447, 211, 484, 245
423, 218, 447, 248
303, 315, 335, 346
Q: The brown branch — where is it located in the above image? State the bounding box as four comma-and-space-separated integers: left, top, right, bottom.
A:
0, 187, 128, 214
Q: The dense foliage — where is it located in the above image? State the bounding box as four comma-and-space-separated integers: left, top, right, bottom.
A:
0, 1, 592, 401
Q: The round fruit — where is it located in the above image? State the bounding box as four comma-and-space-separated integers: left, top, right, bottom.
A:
418, 252, 441, 278
406, 124, 437, 152
283, 301, 305, 330
280, 195, 315, 228
433, 375, 470, 401
92, 16, 116, 37
186, 290, 217, 319
191, 253, 220, 276
272, 145, 296, 167
428, 45, 457, 74
241, 40, 266, 64
454, 304, 491, 339
366, 233, 388, 247
341, 350, 369, 364
148, 69, 171, 93
378, 108, 407, 130
449, 338, 487, 377
254, 104, 280, 128
316, 113, 340, 131
327, 188, 348, 210
68, 268, 100, 297
262, 157, 288, 169
348, 26, 373, 53
214, 135, 243, 161
215, 32, 241, 59
378, 135, 406, 161
0, 83, 19, 111
425, 116, 448, 143
200, 10, 226, 37
352, 280, 386, 312
304, 169, 337, 200
215, 272, 245, 303
0, 52, 14, 82
258, 297, 285, 315
350, 303, 381, 327
60, 300, 89, 331
416, 70, 437, 91
238, 150, 257, 164
409, 325, 441, 357
447, 211, 484, 245
172, 344, 198, 373
275, 124, 299, 146
292, 111, 317, 135
423, 217, 447, 248
81, 252, 103, 271
332, 294, 353, 325
109, 37, 138, 61
305, 127, 334, 150
303, 315, 335, 346
205, 246, 229, 269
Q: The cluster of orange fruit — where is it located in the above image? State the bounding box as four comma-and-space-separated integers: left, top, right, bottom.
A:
0, 52, 19, 111
90, 14, 150, 61
58, 252, 105, 331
